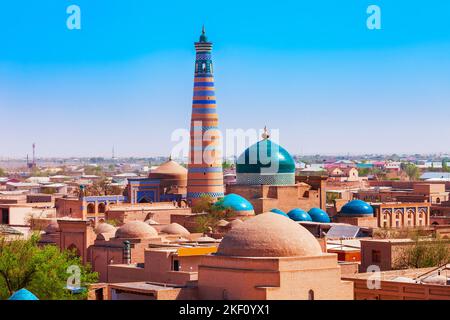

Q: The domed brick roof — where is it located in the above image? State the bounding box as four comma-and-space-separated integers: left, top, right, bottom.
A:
160, 223, 190, 236
228, 219, 244, 229
44, 220, 59, 234
217, 212, 322, 257
148, 159, 187, 181
217, 219, 230, 227
115, 221, 158, 239
94, 222, 116, 234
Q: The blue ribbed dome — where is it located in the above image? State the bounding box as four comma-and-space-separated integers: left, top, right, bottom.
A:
308, 208, 331, 223
8, 288, 39, 300
270, 208, 289, 217
287, 208, 313, 222
217, 194, 254, 212
340, 200, 373, 216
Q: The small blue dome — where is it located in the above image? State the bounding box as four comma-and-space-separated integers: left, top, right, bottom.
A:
217, 194, 254, 212
8, 288, 39, 300
340, 200, 373, 216
270, 208, 289, 217
308, 208, 331, 223
287, 208, 313, 222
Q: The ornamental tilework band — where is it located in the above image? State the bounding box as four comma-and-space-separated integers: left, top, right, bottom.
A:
192, 125, 219, 131
192, 108, 218, 114
236, 173, 295, 186
187, 192, 225, 199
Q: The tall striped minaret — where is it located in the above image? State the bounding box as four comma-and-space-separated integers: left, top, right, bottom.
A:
187, 27, 224, 205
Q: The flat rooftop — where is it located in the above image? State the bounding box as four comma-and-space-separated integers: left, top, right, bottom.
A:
109, 281, 186, 292
345, 266, 450, 286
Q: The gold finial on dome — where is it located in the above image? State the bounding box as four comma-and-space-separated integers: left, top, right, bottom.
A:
262, 126, 270, 140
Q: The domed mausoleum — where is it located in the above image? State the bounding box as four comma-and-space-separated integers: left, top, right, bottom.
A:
236, 128, 295, 185
308, 208, 331, 223
148, 157, 187, 186
127, 156, 187, 204
226, 127, 327, 215
198, 212, 353, 299
287, 208, 313, 222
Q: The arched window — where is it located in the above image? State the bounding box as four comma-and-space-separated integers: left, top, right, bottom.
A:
408, 213, 413, 226
308, 290, 314, 300
87, 203, 95, 214
98, 202, 106, 213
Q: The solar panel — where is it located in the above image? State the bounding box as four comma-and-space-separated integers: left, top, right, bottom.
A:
325, 225, 360, 239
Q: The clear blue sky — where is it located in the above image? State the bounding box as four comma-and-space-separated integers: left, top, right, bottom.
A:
1, 0, 450, 158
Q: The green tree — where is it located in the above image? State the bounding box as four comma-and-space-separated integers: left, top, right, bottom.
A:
404, 164, 420, 181
442, 159, 450, 173
357, 168, 370, 176
394, 236, 450, 269
0, 234, 98, 300
0, 167, 6, 177
191, 194, 216, 214
222, 161, 233, 169
192, 195, 236, 233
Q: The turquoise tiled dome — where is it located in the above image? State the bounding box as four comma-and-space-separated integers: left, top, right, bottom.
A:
308, 208, 331, 223
287, 208, 313, 222
216, 194, 254, 213
236, 139, 295, 174
8, 288, 39, 300
236, 135, 296, 185
270, 208, 289, 217
340, 200, 374, 216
